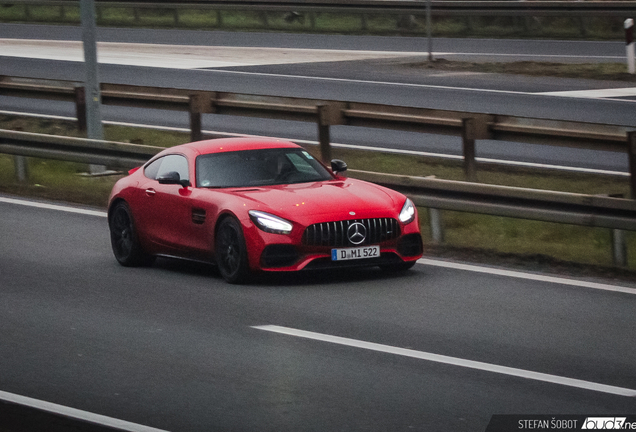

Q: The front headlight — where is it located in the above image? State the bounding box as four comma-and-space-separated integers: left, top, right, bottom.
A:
249, 210, 293, 235
398, 198, 416, 224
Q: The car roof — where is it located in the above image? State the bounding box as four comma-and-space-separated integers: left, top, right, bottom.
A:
181, 138, 301, 156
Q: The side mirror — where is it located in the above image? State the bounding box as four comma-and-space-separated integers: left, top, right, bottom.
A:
157, 171, 191, 188
330, 159, 348, 174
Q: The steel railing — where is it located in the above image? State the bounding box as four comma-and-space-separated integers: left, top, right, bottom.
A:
1, 128, 634, 267
2, 75, 635, 194
1, 128, 635, 229
3, 0, 636, 17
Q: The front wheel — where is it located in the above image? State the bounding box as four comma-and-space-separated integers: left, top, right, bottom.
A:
215, 217, 251, 284
109, 201, 154, 267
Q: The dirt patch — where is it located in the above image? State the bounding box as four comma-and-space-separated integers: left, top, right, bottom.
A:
404, 58, 636, 81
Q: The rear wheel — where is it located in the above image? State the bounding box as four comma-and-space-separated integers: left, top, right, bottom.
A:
109, 201, 154, 267
215, 217, 251, 284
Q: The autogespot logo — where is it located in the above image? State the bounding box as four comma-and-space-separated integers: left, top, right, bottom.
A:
347, 222, 367, 245
582, 418, 630, 429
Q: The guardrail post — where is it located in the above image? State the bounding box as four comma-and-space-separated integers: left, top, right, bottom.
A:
612, 229, 628, 267
317, 104, 332, 164
629, 131, 636, 198
428, 208, 444, 243
626, 19, 635, 74
426, 0, 433, 61
462, 118, 477, 182
189, 94, 204, 142
74, 86, 87, 132
13, 156, 29, 183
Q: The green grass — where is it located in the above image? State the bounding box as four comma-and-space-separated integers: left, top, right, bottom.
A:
1, 114, 634, 271
331, 147, 631, 196
0, 4, 627, 40
407, 59, 636, 82
420, 210, 636, 268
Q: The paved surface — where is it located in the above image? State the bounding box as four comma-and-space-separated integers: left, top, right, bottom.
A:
0, 38, 431, 69
1, 196, 635, 431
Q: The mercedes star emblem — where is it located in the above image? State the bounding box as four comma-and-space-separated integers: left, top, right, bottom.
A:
347, 222, 367, 245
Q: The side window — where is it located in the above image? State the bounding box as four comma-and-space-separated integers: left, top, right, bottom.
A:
144, 158, 162, 180
144, 155, 189, 181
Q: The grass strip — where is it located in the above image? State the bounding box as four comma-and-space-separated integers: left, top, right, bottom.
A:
405, 59, 636, 82
1, 114, 634, 271
0, 5, 627, 40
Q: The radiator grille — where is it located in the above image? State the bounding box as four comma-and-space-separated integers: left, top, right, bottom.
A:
302, 218, 400, 247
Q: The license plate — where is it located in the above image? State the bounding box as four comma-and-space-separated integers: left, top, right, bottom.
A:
331, 245, 380, 261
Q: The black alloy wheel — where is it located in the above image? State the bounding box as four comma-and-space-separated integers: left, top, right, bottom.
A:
109, 201, 154, 267
215, 217, 251, 284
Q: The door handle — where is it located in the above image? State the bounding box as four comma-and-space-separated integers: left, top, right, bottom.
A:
145, 188, 156, 196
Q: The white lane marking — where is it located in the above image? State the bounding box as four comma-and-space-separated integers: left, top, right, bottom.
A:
538, 87, 636, 98
0, 196, 107, 217
196, 67, 636, 103
197, 67, 536, 95
0, 110, 627, 177
0, 39, 435, 69
0, 389, 170, 432
2, 190, 634, 294
253, 325, 636, 397
3, 40, 636, 103
418, 258, 636, 295
443, 52, 625, 61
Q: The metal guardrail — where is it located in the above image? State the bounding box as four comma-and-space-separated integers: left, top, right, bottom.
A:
0, 129, 160, 167
0, 129, 634, 266
352, 169, 636, 231
2, 75, 635, 194
2, 0, 635, 38
1, 128, 635, 230
4, 0, 636, 17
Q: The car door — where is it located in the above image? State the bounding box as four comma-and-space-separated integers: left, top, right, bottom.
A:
136, 154, 193, 252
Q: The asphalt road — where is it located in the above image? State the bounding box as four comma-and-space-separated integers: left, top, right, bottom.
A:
0, 25, 635, 172
1, 196, 635, 431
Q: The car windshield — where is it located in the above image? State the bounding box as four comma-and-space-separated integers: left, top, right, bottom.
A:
196, 148, 334, 188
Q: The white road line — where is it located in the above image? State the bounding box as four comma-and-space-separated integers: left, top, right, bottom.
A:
2, 39, 635, 102
196, 67, 636, 103
2, 193, 634, 294
253, 325, 636, 397
0, 39, 435, 69
197, 67, 536, 95
0, 110, 627, 177
418, 258, 636, 295
443, 52, 625, 61
0, 196, 107, 217
538, 87, 636, 98
0, 196, 636, 295
0, 390, 170, 432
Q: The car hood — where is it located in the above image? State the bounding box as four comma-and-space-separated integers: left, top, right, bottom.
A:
225, 179, 402, 222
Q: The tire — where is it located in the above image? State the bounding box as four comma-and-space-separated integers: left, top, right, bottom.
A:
379, 261, 416, 273
109, 201, 155, 267
215, 217, 251, 284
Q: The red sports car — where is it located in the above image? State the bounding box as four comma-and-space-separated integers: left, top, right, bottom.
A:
108, 138, 423, 283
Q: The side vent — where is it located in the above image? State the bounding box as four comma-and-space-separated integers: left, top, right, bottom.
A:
192, 208, 206, 225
